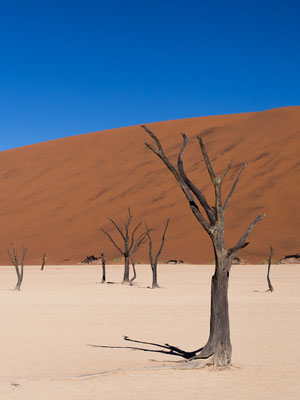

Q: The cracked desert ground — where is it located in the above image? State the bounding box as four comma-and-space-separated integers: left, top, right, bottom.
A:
0, 264, 299, 400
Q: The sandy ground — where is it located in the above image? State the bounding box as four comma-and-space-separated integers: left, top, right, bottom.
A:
0, 263, 299, 399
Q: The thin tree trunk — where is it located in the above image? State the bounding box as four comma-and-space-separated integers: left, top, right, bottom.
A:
101, 260, 106, 283
123, 256, 130, 284
146, 218, 169, 289
267, 245, 274, 292
151, 265, 160, 288
41, 253, 46, 271
14, 277, 22, 291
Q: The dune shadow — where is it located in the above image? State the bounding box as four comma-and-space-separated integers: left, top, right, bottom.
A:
88, 336, 202, 360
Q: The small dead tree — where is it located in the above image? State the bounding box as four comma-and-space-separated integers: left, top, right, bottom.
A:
100, 252, 106, 283
146, 218, 170, 288
41, 252, 46, 271
101, 208, 149, 284
266, 245, 274, 292
142, 124, 265, 368
8, 244, 28, 291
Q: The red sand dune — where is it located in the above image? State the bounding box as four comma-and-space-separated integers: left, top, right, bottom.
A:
0, 106, 299, 265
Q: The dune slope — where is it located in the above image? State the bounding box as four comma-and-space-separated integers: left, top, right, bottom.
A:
0, 106, 299, 264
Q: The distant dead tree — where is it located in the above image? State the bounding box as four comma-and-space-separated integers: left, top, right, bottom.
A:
146, 218, 170, 288
41, 252, 46, 271
266, 245, 274, 292
8, 244, 28, 291
100, 252, 106, 283
101, 208, 149, 284
142, 124, 265, 368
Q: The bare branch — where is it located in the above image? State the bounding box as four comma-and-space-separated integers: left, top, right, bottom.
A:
125, 207, 133, 240
142, 125, 212, 234
229, 213, 265, 259
220, 160, 233, 183
154, 218, 170, 265
223, 162, 247, 211
128, 222, 142, 251
127, 207, 132, 222
177, 134, 215, 225
131, 231, 149, 255
197, 136, 217, 184
7, 248, 17, 267
227, 242, 249, 258
145, 221, 154, 267
101, 229, 124, 255
141, 125, 166, 156
21, 245, 28, 265
108, 218, 125, 240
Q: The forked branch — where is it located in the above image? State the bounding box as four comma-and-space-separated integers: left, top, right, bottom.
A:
228, 213, 265, 260
223, 162, 247, 211
197, 136, 217, 184
177, 134, 215, 225
142, 125, 211, 233
108, 218, 125, 240
220, 160, 233, 183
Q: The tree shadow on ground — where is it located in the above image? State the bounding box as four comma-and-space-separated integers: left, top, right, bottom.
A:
88, 336, 202, 360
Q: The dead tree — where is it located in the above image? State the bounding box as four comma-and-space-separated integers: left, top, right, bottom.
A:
41, 252, 46, 271
266, 245, 274, 292
142, 125, 265, 368
8, 244, 28, 291
101, 208, 149, 284
146, 218, 170, 288
100, 252, 106, 283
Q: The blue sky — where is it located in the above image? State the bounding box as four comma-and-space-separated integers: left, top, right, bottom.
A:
0, 0, 299, 151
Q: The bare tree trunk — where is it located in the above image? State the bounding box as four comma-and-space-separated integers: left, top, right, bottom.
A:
151, 266, 160, 288
41, 253, 46, 271
101, 261, 106, 283
100, 253, 106, 283
146, 218, 170, 289
123, 255, 130, 283
199, 251, 232, 365
15, 275, 22, 291
267, 245, 274, 292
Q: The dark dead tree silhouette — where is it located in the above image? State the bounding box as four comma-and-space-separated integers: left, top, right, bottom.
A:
99, 252, 106, 283
146, 218, 170, 288
40, 252, 46, 271
142, 124, 265, 368
8, 244, 28, 291
266, 245, 274, 292
101, 208, 149, 284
